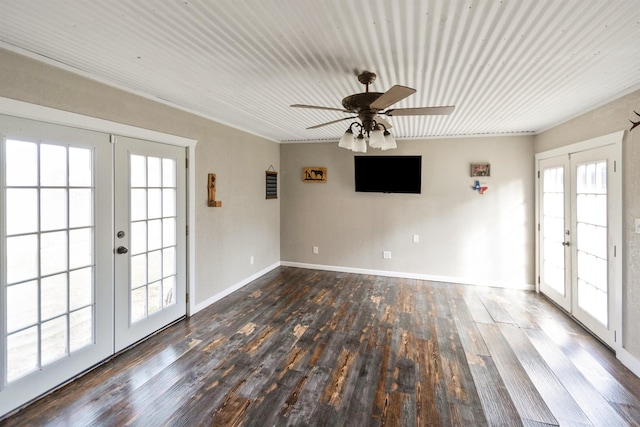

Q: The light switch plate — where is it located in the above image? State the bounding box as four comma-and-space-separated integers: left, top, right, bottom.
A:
383, 251, 392, 259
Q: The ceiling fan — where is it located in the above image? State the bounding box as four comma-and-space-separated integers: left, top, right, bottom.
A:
291, 71, 455, 152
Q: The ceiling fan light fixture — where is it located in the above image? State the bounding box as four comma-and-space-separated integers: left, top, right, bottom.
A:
368, 127, 385, 149
353, 133, 367, 153
381, 130, 397, 150
338, 128, 355, 150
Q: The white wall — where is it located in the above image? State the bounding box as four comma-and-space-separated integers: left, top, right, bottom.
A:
280, 136, 536, 289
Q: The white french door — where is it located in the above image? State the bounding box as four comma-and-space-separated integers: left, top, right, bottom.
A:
1, 116, 186, 416
538, 142, 621, 348
114, 136, 186, 352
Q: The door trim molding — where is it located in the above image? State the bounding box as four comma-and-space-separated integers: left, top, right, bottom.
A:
535, 131, 624, 352
0, 96, 198, 316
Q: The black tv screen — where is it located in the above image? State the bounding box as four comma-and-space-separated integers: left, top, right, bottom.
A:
354, 156, 422, 194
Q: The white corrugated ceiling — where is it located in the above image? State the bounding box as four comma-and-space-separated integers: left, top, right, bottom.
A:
0, 0, 639, 142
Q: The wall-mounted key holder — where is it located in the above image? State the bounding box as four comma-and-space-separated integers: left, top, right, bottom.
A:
208, 173, 222, 207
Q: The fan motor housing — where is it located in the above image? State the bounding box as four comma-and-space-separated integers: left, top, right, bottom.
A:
342, 92, 383, 112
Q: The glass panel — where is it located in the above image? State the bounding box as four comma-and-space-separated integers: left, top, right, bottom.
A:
69, 147, 92, 187
70, 228, 92, 269
131, 189, 147, 221
7, 281, 38, 333
131, 254, 147, 289
148, 250, 162, 283
40, 144, 67, 186
41, 273, 68, 320
41, 316, 68, 366
6, 139, 37, 186
7, 326, 39, 382
130, 155, 146, 187
70, 307, 93, 351
7, 234, 39, 284
163, 158, 176, 187
148, 189, 162, 219
147, 157, 161, 187
6, 189, 38, 235
163, 276, 176, 307
41, 189, 68, 231
70, 267, 93, 310
69, 189, 92, 228
163, 218, 176, 247
131, 287, 147, 323
148, 219, 162, 251
131, 221, 147, 255
163, 247, 176, 277
41, 231, 68, 276
163, 189, 176, 217
148, 281, 162, 315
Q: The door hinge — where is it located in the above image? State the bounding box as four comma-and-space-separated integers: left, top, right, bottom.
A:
185, 158, 189, 168
614, 245, 617, 257
537, 223, 540, 232
614, 160, 617, 172
537, 170, 540, 179
186, 293, 189, 304
110, 135, 117, 144
537, 275, 540, 284
186, 225, 189, 236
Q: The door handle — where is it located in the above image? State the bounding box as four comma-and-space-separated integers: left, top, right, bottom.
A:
116, 246, 129, 254
562, 241, 570, 247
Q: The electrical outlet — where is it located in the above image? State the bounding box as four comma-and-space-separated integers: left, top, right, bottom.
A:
383, 251, 391, 259
313, 246, 319, 254
413, 234, 420, 243
250, 256, 254, 265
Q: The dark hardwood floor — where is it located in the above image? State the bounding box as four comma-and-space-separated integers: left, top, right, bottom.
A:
2, 267, 640, 426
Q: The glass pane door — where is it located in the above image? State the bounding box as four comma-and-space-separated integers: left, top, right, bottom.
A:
538, 143, 618, 348
539, 157, 571, 311
114, 136, 186, 352
1, 115, 113, 417
570, 146, 616, 345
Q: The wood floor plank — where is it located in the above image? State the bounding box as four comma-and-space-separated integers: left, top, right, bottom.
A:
3, 267, 640, 426
498, 322, 591, 425
525, 327, 631, 426
477, 322, 558, 425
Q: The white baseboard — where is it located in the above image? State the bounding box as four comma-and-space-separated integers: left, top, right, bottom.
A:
617, 348, 640, 378
280, 261, 535, 290
192, 262, 281, 315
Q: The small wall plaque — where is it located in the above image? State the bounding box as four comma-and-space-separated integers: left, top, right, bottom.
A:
302, 167, 327, 183
266, 169, 278, 199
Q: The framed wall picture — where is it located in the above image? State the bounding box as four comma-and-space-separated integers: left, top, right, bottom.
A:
302, 167, 327, 183
470, 163, 490, 177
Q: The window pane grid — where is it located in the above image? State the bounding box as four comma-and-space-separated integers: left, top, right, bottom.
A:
4, 140, 95, 384
129, 155, 177, 323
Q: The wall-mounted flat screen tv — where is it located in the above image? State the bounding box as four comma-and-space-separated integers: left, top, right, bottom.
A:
354, 155, 422, 194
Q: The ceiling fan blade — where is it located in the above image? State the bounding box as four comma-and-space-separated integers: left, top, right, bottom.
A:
291, 104, 349, 113
370, 85, 417, 110
375, 116, 392, 129
384, 106, 455, 116
307, 116, 357, 130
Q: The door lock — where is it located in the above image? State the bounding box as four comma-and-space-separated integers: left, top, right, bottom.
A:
562, 241, 571, 247
116, 246, 129, 254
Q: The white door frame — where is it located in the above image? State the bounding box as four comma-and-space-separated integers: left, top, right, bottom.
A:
535, 131, 623, 352
0, 97, 198, 316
